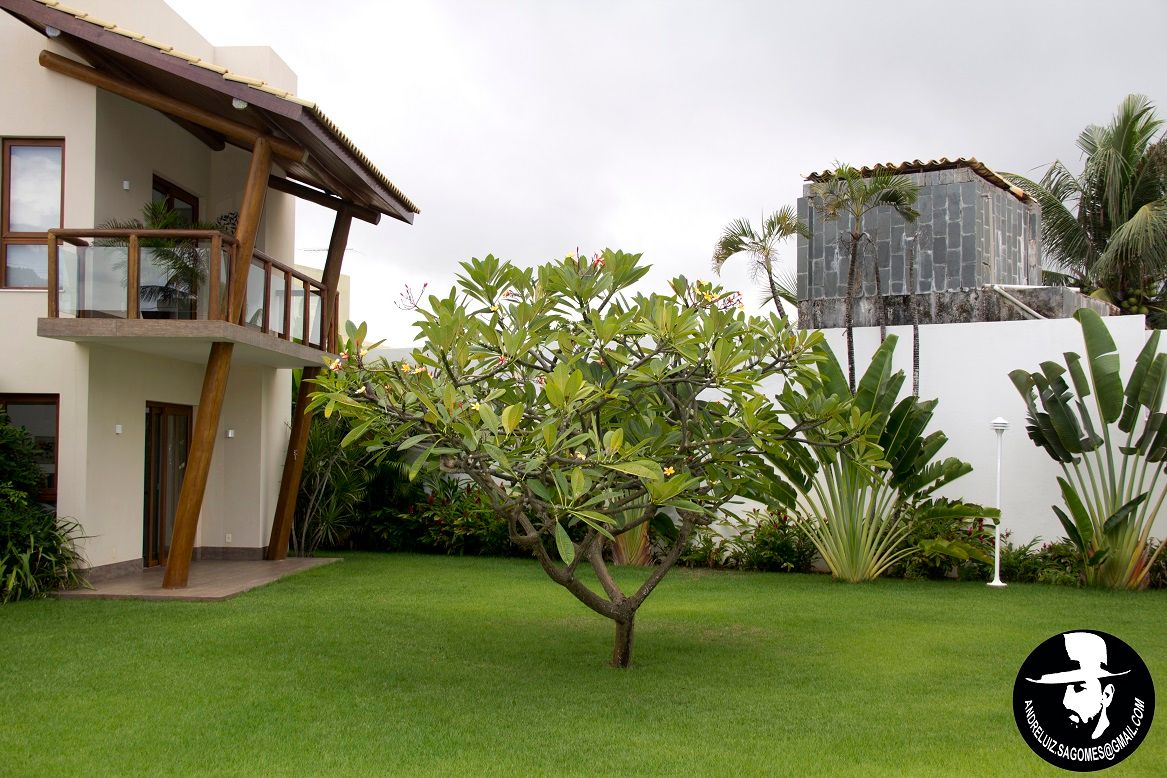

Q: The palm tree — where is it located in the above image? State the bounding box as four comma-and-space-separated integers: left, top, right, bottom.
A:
712, 206, 808, 314
808, 164, 920, 392
1002, 94, 1167, 319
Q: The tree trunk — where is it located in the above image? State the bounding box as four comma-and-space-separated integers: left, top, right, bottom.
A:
612, 614, 635, 668
844, 233, 860, 394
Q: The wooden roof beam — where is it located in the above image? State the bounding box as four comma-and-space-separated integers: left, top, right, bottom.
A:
267, 175, 381, 225
39, 49, 305, 163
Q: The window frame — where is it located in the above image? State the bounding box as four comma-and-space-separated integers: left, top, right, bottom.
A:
151, 174, 199, 225
1, 137, 66, 289
0, 393, 60, 504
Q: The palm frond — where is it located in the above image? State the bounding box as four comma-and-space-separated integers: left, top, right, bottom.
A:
1094, 198, 1167, 279
1000, 171, 1092, 273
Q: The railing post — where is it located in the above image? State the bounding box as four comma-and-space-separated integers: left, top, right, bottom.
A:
46, 233, 59, 318
261, 257, 271, 333
126, 234, 140, 319
302, 279, 311, 344
331, 291, 340, 351
283, 270, 292, 341
209, 233, 221, 320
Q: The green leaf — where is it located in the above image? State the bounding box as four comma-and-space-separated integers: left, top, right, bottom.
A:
501, 403, 524, 434
1102, 492, 1149, 534
339, 421, 371, 448
396, 433, 431, 451
1074, 308, 1123, 423
409, 443, 436, 481
601, 460, 664, 481
570, 466, 588, 498
554, 522, 574, 565
477, 403, 500, 431
1052, 506, 1086, 553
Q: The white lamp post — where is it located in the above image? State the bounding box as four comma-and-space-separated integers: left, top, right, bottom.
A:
988, 417, 1009, 588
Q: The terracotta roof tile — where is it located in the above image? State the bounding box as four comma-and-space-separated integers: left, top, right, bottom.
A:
805, 157, 1029, 202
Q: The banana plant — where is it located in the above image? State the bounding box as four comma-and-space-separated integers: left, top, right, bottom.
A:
1009, 308, 1167, 588
772, 335, 996, 582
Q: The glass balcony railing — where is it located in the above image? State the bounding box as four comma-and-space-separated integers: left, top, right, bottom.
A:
47, 229, 336, 351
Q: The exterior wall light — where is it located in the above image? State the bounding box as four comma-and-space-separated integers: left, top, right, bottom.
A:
45, 26, 60, 38
231, 98, 248, 110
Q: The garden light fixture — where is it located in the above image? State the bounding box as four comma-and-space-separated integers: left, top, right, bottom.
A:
989, 417, 1009, 588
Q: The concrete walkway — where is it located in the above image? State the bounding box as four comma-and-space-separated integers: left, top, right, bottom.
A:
57, 558, 340, 602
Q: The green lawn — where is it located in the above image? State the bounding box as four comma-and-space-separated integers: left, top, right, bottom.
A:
1, 553, 1164, 776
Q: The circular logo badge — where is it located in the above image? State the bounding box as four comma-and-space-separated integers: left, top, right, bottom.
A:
1013, 630, 1155, 771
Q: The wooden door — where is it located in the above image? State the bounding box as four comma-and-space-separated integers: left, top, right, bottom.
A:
144, 402, 192, 567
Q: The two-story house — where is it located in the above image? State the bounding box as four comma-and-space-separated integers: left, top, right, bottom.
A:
0, 0, 418, 588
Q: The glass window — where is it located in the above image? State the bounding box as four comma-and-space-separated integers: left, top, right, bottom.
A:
2, 139, 64, 288
0, 394, 59, 504
7, 144, 62, 232
3, 243, 48, 287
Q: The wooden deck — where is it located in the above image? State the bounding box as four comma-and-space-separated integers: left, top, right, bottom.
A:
57, 558, 340, 602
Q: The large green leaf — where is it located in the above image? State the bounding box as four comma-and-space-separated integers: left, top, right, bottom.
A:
854, 335, 898, 413
1074, 309, 1123, 423
554, 521, 574, 564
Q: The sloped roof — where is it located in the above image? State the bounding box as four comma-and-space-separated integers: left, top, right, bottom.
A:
804, 157, 1030, 203
2, 0, 419, 222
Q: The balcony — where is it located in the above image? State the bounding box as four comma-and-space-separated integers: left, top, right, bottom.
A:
37, 229, 338, 368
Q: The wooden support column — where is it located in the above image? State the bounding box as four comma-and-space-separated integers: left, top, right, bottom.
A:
265, 208, 353, 560
163, 137, 272, 588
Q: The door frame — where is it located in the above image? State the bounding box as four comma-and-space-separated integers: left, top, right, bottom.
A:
143, 401, 193, 567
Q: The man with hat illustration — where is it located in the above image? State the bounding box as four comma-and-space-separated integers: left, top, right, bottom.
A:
1027, 631, 1130, 740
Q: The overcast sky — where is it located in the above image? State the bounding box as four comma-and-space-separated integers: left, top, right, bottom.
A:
166, 0, 1167, 347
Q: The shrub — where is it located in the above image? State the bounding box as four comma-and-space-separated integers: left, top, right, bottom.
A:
1, 483, 85, 602
363, 476, 524, 558
681, 510, 817, 573
0, 410, 44, 498
894, 507, 994, 581
998, 533, 1083, 586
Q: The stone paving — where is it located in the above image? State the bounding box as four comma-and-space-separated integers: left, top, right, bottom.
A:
57, 558, 339, 602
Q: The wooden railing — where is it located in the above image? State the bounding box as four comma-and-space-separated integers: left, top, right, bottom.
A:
46, 229, 335, 351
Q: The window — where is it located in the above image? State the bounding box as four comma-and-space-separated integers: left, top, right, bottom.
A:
1, 139, 64, 288
151, 175, 199, 225
0, 394, 59, 504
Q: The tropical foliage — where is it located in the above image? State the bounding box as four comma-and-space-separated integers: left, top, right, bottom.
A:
99, 200, 232, 317
1002, 95, 1167, 324
772, 336, 997, 583
711, 205, 806, 310
808, 164, 920, 388
0, 412, 85, 603
1010, 308, 1167, 589
309, 250, 866, 666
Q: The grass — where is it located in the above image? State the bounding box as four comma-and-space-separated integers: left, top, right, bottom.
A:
1, 552, 1164, 776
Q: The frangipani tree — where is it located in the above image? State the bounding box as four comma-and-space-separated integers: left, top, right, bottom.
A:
310, 251, 868, 666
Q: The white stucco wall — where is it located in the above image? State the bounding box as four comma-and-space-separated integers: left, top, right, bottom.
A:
761, 316, 1162, 545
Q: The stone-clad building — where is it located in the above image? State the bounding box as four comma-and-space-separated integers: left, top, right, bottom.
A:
791, 158, 1101, 327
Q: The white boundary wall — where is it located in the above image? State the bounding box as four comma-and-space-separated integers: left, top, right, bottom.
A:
757, 316, 1161, 544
